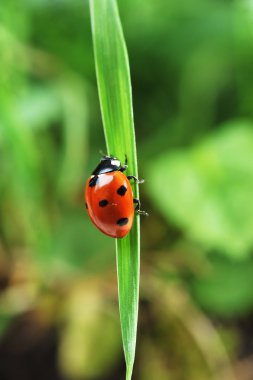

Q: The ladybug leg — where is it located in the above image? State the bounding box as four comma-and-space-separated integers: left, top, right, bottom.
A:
133, 198, 149, 216
119, 154, 128, 172
120, 164, 128, 172
127, 175, 144, 184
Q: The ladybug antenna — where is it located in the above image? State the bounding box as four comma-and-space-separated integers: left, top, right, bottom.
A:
99, 150, 119, 161
99, 149, 112, 160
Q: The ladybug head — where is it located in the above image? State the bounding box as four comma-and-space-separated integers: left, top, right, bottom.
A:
92, 155, 121, 175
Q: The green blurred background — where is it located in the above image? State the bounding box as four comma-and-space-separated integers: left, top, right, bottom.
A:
1, 0, 253, 379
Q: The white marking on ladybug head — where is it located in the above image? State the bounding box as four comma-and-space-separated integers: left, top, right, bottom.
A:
111, 159, 120, 166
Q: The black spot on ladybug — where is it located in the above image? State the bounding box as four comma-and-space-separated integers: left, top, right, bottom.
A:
89, 175, 99, 187
117, 217, 129, 226
85, 202, 88, 209
117, 185, 127, 196
99, 199, 108, 207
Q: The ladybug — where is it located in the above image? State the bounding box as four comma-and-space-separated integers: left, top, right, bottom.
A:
85, 155, 147, 238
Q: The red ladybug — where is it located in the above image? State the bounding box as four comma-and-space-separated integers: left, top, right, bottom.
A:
85, 155, 147, 238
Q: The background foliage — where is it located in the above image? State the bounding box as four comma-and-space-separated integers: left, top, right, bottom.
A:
0, 0, 253, 379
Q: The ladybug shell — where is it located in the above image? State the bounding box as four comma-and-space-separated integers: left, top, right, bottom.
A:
85, 171, 134, 238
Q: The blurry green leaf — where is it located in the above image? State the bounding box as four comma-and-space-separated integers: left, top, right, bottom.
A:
56, 76, 89, 200
48, 210, 114, 275
59, 287, 121, 379
29, 0, 91, 74
179, 48, 230, 137
148, 121, 253, 258
1, 102, 44, 246
17, 85, 61, 130
90, 0, 140, 378
190, 255, 253, 317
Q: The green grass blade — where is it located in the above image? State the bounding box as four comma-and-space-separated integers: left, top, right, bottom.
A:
89, 0, 140, 378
